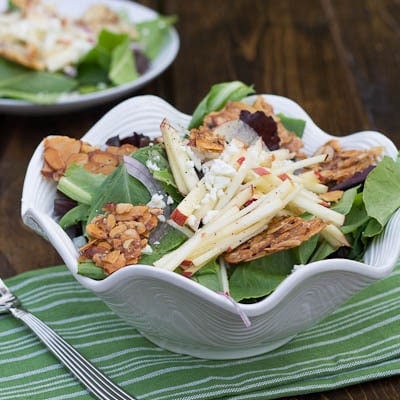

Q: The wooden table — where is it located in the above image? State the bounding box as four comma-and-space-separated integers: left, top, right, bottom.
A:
1, 0, 399, 398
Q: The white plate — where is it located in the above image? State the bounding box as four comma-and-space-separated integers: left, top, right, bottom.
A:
0, 0, 179, 115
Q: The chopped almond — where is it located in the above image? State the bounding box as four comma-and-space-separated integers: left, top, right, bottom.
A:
41, 136, 138, 181
312, 139, 384, 187
79, 202, 163, 274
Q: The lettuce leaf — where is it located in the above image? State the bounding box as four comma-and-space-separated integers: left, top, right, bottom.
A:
57, 164, 107, 205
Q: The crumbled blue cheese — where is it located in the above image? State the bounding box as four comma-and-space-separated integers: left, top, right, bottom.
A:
147, 193, 166, 209
146, 160, 161, 171
201, 158, 236, 202
142, 244, 153, 254
167, 196, 174, 205
185, 144, 203, 171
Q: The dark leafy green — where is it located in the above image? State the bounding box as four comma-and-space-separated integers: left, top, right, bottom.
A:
277, 113, 306, 137
190, 259, 223, 293
139, 225, 187, 265
87, 163, 151, 223
59, 203, 90, 230
363, 156, 400, 235
78, 261, 107, 280
109, 37, 138, 85
330, 186, 359, 215
0, 59, 77, 103
77, 30, 138, 90
229, 251, 296, 301
227, 234, 321, 301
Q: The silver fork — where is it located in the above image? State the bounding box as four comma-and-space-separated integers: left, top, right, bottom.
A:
0, 277, 137, 400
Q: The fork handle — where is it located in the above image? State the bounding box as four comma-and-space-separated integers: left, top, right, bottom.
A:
10, 307, 137, 400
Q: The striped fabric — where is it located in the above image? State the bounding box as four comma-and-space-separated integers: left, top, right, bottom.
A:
1, 263, 400, 400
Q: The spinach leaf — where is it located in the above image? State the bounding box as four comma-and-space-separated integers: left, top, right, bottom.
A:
277, 113, 306, 137
331, 186, 359, 215
76, 63, 109, 90
0, 59, 77, 103
229, 251, 296, 301
310, 241, 336, 262
228, 233, 320, 301
292, 234, 320, 264
78, 261, 107, 280
109, 37, 138, 85
87, 163, 151, 223
191, 259, 222, 293
59, 203, 90, 230
340, 194, 370, 236
140, 225, 188, 265
136, 15, 177, 60
77, 30, 137, 88
363, 155, 400, 234
131, 143, 169, 168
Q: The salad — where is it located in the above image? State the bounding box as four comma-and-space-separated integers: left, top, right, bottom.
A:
40, 81, 400, 302
0, 0, 175, 103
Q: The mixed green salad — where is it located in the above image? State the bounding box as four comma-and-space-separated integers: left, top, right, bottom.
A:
0, 0, 175, 103
45, 81, 400, 303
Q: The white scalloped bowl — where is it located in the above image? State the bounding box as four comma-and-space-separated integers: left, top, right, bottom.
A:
21, 95, 400, 359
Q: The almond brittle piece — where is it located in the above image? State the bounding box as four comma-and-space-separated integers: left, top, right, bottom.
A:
312, 139, 384, 188
41, 136, 137, 181
223, 215, 326, 263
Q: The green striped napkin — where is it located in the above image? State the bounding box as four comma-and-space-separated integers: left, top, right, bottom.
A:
1, 262, 400, 400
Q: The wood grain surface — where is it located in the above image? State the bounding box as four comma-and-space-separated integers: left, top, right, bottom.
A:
0, 0, 399, 398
